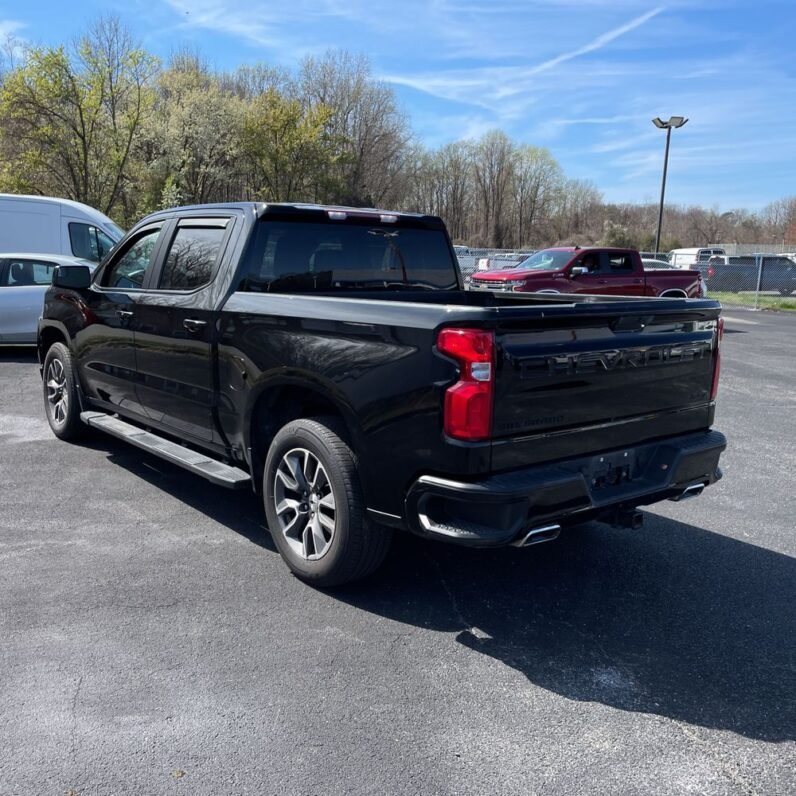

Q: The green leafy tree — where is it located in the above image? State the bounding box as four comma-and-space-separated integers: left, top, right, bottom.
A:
0, 17, 156, 223
240, 88, 338, 202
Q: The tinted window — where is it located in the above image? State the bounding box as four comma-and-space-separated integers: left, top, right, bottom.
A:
243, 220, 459, 292
159, 225, 226, 290
69, 222, 118, 262
605, 253, 634, 272
102, 228, 162, 289
2, 259, 57, 286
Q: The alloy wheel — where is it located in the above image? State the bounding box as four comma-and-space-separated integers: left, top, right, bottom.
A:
46, 358, 68, 425
273, 447, 337, 560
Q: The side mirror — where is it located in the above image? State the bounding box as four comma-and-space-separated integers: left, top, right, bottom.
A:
570, 265, 588, 277
53, 265, 92, 289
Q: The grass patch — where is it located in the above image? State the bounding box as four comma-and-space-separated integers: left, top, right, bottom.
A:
710, 291, 796, 312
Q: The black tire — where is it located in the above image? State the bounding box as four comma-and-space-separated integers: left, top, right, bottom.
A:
779, 288, 793, 296
263, 417, 392, 587
42, 342, 85, 441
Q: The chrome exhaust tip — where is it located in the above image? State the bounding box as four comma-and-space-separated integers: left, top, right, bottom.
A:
671, 482, 706, 502
511, 524, 561, 548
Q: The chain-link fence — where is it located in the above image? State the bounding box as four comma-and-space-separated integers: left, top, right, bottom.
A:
696, 254, 796, 310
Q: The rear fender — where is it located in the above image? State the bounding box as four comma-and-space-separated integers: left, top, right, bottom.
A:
243, 372, 367, 492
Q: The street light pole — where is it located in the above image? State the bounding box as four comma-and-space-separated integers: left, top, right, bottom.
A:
652, 116, 688, 256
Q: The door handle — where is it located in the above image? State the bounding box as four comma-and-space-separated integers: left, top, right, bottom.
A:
183, 318, 207, 333
117, 309, 134, 319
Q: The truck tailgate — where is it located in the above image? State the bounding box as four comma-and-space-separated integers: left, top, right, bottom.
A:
490, 301, 720, 470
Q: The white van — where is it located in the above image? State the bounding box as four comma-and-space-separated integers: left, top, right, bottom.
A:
0, 194, 124, 262
667, 247, 725, 269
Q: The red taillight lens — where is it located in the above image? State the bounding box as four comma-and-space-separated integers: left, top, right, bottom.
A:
708, 266, 716, 279
437, 328, 495, 441
710, 317, 724, 400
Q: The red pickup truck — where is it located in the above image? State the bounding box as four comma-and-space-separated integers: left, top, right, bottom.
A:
468, 247, 705, 298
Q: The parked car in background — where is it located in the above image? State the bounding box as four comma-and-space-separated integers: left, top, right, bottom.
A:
453, 245, 470, 256
668, 247, 725, 269
0, 194, 123, 263
469, 247, 705, 298
0, 253, 95, 343
703, 254, 795, 295
639, 251, 668, 261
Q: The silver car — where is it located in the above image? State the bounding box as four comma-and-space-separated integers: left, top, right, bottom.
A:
0, 253, 94, 344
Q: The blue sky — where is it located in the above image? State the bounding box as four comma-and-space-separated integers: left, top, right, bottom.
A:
2, 0, 795, 209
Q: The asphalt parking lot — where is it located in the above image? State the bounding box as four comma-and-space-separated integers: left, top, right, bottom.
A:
1, 310, 794, 796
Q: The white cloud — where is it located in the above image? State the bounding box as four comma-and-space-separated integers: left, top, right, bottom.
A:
0, 19, 24, 39
163, 0, 356, 56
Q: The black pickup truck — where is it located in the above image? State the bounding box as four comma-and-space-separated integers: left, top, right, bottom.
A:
39, 203, 726, 586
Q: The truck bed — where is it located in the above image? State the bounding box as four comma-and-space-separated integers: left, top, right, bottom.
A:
220, 289, 721, 516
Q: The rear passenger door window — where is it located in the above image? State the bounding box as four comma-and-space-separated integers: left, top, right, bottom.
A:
157, 220, 229, 291
2, 259, 58, 286
603, 253, 634, 273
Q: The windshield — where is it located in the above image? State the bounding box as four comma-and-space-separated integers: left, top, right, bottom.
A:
242, 220, 459, 292
106, 222, 125, 242
512, 250, 575, 271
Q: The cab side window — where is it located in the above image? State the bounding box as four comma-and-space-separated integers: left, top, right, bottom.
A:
101, 227, 162, 289
158, 221, 228, 291
605, 253, 634, 272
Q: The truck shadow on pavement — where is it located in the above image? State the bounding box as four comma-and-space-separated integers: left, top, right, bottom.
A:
339, 520, 796, 744
87, 434, 793, 743
0, 345, 38, 363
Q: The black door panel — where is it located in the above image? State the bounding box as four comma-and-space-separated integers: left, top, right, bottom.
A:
75, 224, 166, 413
131, 217, 233, 445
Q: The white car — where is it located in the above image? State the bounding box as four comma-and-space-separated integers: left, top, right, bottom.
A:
0, 253, 94, 344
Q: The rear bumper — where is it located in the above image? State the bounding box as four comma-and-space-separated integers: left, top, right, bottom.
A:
404, 429, 726, 547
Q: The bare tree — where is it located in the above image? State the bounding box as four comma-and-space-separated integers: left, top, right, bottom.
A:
511, 146, 562, 246
472, 130, 516, 247
299, 50, 411, 206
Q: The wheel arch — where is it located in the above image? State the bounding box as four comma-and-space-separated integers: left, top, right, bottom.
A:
660, 289, 688, 298
245, 378, 363, 494
37, 321, 70, 365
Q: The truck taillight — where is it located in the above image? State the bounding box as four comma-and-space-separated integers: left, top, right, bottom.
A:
437, 328, 495, 441
708, 265, 716, 279
711, 317, 724, 400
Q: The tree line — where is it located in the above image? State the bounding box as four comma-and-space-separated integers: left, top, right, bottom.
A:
1, 16, 794, 250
